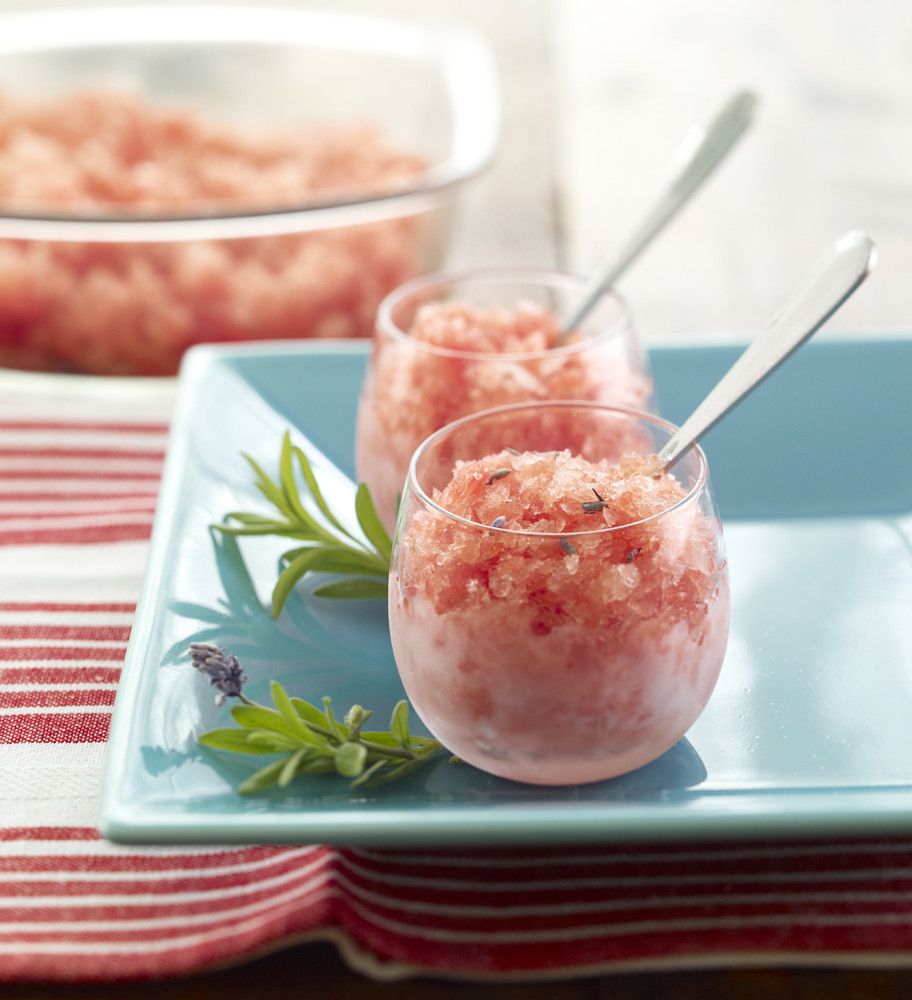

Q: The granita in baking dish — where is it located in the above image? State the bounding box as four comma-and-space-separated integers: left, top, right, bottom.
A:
388, 402, 729, 785
0, 88, 430, 375
355, 268, 653, 532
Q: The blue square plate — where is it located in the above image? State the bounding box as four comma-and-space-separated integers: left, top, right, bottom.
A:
99, 335, 912, 845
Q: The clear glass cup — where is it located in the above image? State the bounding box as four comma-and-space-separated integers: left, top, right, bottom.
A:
355, 267, 654, 531
388, 401, 730, 786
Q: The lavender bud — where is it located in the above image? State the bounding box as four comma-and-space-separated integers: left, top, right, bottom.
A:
582, 486, 611, 514
189, 642, 248, 707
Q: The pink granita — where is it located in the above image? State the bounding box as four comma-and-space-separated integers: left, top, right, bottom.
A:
389, 424, 730, 785
355, 269, 653, 532
0, 88, 430, 375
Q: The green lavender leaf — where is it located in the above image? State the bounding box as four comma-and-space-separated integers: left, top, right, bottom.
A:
238, 758, 290, 795
363, 755, 438, 787
356, 731, 403, 748
389, 700, 411, 749
244, 454, 294, 520
278, 433, 325, 535
270, 553, 313, 618
334, 741, 368, 778
349, 759, 390, 788
244, 731, 305, 753
219, 513, 284, 527
198, 728, 279, 754
270, 679, 315, 741
280, 546, 388, 577
216, 520, 322, 540
297, 757, 336, 776
272, 547, 389, 616
290, 697, 330, 728
230, 704, 299, 738
278, 748, 309, 788
355, 482, 393, 561
294, 445, 354, 540
311, 578, 389, 600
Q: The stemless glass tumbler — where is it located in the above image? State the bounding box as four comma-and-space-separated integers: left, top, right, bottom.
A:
387, 401, 730, 786
355, 267, 654, 531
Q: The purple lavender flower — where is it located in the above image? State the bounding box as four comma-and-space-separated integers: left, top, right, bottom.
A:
189, 642, 248, 707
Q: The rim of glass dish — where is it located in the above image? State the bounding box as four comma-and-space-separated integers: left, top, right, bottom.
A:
406, 399, 710, 538
377, 266, 634, 362
0, 5, 501, 242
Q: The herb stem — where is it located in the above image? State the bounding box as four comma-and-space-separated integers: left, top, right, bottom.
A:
304, 722, 421, 760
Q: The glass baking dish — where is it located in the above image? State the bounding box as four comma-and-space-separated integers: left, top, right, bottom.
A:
0, 5, 501, 375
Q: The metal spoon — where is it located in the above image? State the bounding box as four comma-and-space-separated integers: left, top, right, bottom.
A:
560, 89, 757, 336
656, 230, 876, 472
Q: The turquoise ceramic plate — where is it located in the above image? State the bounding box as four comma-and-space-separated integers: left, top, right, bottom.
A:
100, 336, 912, 845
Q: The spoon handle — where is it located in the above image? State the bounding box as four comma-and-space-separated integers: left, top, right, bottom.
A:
560, 89, 757, 334
656, 231, 877, 471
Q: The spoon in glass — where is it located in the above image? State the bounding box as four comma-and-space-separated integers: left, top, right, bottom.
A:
655, 230, 876, 472
560, 89, 757, 337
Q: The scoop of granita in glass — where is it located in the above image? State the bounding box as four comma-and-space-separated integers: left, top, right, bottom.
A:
387, 400, 730, 786
355, 267, 654, 533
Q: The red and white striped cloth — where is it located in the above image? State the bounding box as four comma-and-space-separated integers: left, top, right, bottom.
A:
3, 373, 912, 984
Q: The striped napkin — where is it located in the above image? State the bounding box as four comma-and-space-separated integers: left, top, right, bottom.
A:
3, 372, 912, 984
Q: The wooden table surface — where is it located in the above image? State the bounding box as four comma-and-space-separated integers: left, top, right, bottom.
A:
8, 944, 912, 1000
6, 0, 912, 995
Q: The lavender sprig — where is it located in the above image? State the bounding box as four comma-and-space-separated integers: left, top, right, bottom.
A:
213, 431, 391, 616
192, 644, 446, 793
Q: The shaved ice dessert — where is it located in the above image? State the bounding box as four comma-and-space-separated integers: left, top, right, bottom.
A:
0, 88, 431, 375
355, 268, 653, 531
388, 401, 729, 785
